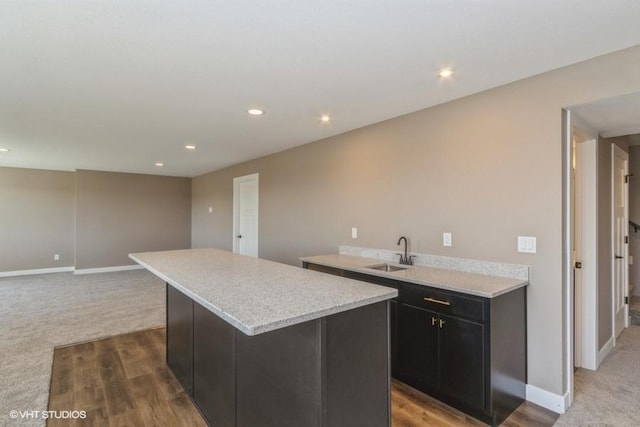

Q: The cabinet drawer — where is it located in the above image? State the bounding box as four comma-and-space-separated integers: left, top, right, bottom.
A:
400, 283, 485, 322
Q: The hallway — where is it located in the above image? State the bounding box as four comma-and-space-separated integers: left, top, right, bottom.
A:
554, 325, 640, 426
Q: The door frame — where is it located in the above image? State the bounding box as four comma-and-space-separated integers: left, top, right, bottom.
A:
563, 109, 633, 411
562, 109, 600, 409
232, 173, 259, 256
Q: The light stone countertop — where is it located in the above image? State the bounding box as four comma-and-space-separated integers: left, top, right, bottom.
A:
129, 248, 397, 336
300, 254, 528, 298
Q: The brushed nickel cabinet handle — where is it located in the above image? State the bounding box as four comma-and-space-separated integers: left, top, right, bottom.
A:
424, 297, 451, 306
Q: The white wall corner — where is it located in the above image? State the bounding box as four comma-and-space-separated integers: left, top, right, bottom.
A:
597, 336, 615, 368
526, 384, 568, 414
73, 265, 144, 275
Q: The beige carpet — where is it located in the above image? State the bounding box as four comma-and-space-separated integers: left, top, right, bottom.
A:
0, 270, 165, 427
553, 325, 640, 427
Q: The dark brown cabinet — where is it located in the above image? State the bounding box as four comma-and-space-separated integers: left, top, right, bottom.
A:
396, 282, 486, 413
439, 313, 485, 410
167, 281, 391, 427
397, 302, 485, 410
342, 269, 400, 376
193, 302, 236, 427
305, 263, 401, 375
396, 304, 439, 386
166, 284, 194, 395
303, 261, 526, 427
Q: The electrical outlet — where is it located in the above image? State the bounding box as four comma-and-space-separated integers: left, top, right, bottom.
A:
351, 227, 358, 239
443, 232, 452, 247
54, 254, 60, 261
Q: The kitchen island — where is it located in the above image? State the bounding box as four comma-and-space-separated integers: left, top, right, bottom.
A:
129, 248, 397, 427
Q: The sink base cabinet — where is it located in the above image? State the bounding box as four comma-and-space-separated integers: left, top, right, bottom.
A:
303, 262, 527, 427
166, 283, 391, 427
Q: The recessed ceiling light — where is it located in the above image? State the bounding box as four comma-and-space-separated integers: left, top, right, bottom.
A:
0, 148, 9, 152
247, 108, 265, 116
185, 144, 196, 150
320, 114, 331, 123
155, 162, 164, 167
438, 68, 455, 78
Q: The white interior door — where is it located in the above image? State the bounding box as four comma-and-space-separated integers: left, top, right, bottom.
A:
233, 173, 259, 257
573, 137, 582, 369
612, 145, 629, 338
575, 138, 598, 370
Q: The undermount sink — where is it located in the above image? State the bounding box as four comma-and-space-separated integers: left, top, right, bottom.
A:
364, 263, 411, 272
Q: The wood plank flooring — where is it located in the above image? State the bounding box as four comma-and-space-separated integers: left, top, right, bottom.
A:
48, 328, 206, 427
48, 328, 558, 427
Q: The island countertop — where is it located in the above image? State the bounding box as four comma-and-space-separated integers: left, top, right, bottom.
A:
129, 248, 397, 336
300, 254, 528, 298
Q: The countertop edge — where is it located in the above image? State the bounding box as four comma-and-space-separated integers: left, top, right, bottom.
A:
130, 252, 397, 336
300, 255, 529, 298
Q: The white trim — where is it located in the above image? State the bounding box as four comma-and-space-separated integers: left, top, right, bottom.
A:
577, 138, 599, 371
73, 265, 144, 275
526, 384, 568, 414
562, 108, 575, 408
597, 335, 614, 367
0, 266, 75, 278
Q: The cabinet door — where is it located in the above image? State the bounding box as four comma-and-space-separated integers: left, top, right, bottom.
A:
439, 314, 485, 410
396, 304, 438, 388
390, 300, 397, 376
193, 302, 236, 427
166, 284, 194, 395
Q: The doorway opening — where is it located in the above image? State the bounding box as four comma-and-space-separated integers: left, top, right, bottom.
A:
233, 173, 259, 258
563, 93, 640, 412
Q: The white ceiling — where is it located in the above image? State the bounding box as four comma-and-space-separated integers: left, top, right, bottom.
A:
570, 92, 640, 139
2, 1, 640, 177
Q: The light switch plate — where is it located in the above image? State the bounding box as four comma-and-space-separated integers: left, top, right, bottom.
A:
351, 227, 358, 239
443, 232, 452, 247
517, 236, 536, 253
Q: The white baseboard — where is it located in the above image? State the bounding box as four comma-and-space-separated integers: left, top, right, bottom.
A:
526, 384, 568, 414
74, 265, 144, 275
0, 265, 145, 277
597, 336, 614, 367
0, 266, 75, 278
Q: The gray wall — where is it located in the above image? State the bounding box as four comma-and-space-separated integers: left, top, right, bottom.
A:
75, 170, 192, 269
0, 167, 192, 272
0, 167, 75, 271
192, 44, 640, 397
